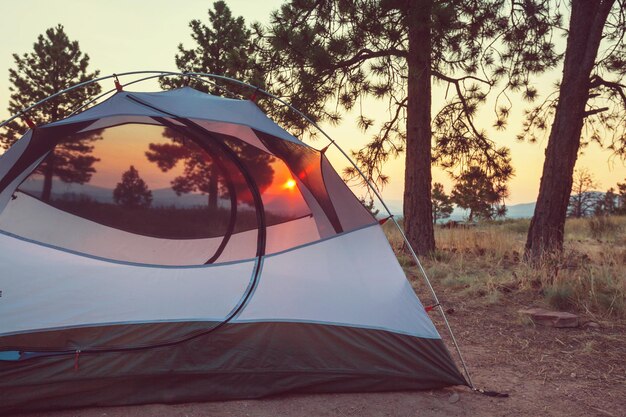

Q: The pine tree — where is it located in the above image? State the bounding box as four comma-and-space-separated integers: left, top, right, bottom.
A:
1, 25, 101, 147
159, 1, 266, 206
260, 0, 559, 254
145, 133, 275, 209
113, 166, 153, 208
1, 25, 102, 202
160, 1, 263, 96
616, 180, 626, 214
594, 188, 617, 216
604, 188, 617, 215
451, 166, 508, 221
431, 183, 453, 225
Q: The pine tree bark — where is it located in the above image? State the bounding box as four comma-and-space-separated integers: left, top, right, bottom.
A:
404, 0, 435, 256
525, 0, 614, 261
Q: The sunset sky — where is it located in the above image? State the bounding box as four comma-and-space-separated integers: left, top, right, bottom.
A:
83, 124, 303, 206
1, 0, 624, 206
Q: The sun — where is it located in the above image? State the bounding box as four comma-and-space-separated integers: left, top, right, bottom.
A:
283, 178, 297, 190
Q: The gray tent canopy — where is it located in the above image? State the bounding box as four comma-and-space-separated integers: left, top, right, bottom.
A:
0, 72, 470, 414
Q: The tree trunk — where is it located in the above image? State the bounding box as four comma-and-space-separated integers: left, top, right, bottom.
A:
208, 166, 218, 211
41, 154, 55, 202
41, 98, 61, 203
525, 0, 614, 262
404, 0, 435, 256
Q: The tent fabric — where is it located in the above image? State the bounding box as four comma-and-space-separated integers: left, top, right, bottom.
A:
0, 223, 438, 343
0, 87, 466, 413
0, 323, 465, 414
0, 192, 320, 265
49, 87, 304, 146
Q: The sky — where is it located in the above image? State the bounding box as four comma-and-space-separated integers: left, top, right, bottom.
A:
0, 0, 624, 206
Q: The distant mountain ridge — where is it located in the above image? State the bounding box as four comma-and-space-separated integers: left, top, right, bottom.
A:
21, 178, 609, 221
17, 177, 309, 216
376, 199, 537, 220
375, 191, 609, 220
18, 178, 217, 208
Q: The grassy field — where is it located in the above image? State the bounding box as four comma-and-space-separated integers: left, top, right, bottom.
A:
385, 216, 626, 319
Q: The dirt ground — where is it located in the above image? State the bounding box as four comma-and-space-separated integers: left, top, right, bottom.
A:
11, 288, 626, 417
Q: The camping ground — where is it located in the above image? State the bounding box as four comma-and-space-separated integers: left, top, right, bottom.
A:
14, 216, 626, 417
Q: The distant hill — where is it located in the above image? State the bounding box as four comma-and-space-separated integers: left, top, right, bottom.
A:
375, 198, 537, 220
17, 178, 309, 216
18, 178, 217, 208
20, 178, 607, 221
504, 202, 536, 219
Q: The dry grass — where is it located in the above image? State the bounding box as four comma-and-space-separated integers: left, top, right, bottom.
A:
384, 216, 626, 319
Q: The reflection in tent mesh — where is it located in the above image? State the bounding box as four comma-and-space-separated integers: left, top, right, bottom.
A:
6, 122, 340, 265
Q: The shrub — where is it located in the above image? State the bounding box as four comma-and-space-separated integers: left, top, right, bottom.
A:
544, 285, 576, 311
588, 216, 616, 240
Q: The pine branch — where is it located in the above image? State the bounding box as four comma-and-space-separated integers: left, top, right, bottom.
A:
432, 70, 492, 86
380, 97, 407, 144
589, 75, 626, 108
584, 107, 610, 117
432, 70, 491, 146
323, 47, 407, 74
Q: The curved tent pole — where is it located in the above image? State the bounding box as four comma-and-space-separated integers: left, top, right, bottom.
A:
68, 73, 245, 117
0, 70, 289, 135
0, 70, 246, 129
0, 70, 303, 130
1, 72, 135, 129
0, 70, 474, 388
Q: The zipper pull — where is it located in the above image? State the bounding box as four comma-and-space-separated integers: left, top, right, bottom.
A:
74, 349, 81, 372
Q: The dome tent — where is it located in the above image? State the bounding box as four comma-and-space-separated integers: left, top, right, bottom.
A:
0, 72, 469, 413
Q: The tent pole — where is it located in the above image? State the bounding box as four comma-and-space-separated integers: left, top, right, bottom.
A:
67, 73, 239, 117
0, 71, 162, 129
0, 71, 474, 387
0, 71, 247, 129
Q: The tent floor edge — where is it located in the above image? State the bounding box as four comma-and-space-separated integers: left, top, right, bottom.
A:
0, 371, 465, 415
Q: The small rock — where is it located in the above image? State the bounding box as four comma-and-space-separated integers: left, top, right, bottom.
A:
518, 307, 579, 328
448, 392, 460, 404
583, 321, 600, 330
570, 372, 576, 378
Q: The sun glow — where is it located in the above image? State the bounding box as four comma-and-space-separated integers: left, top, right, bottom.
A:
283, 178, 297, 190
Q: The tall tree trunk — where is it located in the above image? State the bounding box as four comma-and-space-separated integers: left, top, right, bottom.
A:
525, 0, 614, 262
208, 165, 218, 211
41, 101, 61, 203
404, 0, 435, 256
41, 154, 55, 202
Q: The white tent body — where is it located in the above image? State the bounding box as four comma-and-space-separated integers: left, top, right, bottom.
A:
0, 86, 466, 413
